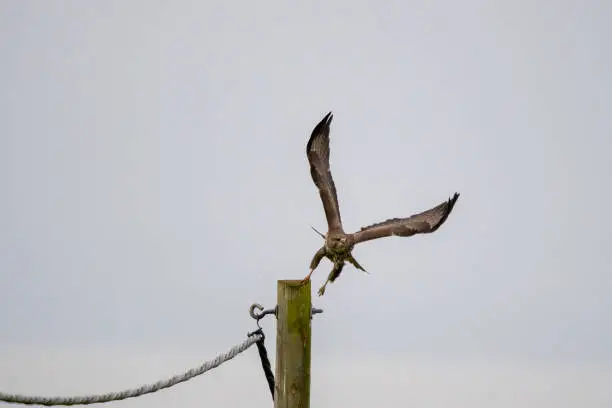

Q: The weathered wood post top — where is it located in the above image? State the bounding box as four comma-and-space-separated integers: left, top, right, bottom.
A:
275, 280, 312, 408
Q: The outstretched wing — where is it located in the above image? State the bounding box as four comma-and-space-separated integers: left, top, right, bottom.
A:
307, 112, 343, 233
350, 193, 460, 244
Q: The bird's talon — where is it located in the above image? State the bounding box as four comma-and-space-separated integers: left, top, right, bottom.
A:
301, 269, 315, 283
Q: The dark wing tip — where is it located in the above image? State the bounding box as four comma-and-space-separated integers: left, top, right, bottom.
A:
449, 192, 460, 209
321, 111, 333, 124
306, 111, 334, 152
432, 192, 460, 231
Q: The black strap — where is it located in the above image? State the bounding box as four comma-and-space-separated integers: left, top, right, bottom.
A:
249, 329, 275, 400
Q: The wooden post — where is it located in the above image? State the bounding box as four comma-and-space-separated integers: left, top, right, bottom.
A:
275, 280, 312, 408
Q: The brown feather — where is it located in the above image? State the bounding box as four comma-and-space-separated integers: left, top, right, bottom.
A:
328, 262, 345, 283
350, 192, 460, 244
306, 112, 344, 233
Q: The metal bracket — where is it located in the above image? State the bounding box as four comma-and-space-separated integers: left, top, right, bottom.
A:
250, 303, 277, 327
250, 303, 324, 327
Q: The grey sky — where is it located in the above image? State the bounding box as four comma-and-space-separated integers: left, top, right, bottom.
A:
1, 1, 611, 406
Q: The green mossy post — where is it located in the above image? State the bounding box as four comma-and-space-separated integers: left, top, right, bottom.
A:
274, 280, 312, 408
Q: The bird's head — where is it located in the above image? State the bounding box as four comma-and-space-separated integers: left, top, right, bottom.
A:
333, 236, 347, 244
328, 234, 349, 250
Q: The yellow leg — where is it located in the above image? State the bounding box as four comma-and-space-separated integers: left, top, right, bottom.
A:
318, 281, 328, 296
301, 268, 314, 282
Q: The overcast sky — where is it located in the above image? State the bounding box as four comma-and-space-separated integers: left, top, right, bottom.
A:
1, 1, 611, 407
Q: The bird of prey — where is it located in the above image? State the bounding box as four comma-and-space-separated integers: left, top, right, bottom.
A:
303, 112, 460, 296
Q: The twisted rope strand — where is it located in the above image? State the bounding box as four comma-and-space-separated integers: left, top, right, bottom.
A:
0, 333, 262, 406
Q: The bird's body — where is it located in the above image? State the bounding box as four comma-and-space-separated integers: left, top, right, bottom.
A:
305, 231, 369, 295
303, 112, 460, 296
324, 232, 352, 259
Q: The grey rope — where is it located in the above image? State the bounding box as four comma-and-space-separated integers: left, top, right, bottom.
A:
0, 333, 262, 406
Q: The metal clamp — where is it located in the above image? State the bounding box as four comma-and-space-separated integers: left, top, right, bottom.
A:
250, 303, 277, 328
250, 303, 324, 327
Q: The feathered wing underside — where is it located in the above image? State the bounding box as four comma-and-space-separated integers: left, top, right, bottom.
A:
307, 112, 343, 233
350, 193, 460, 244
